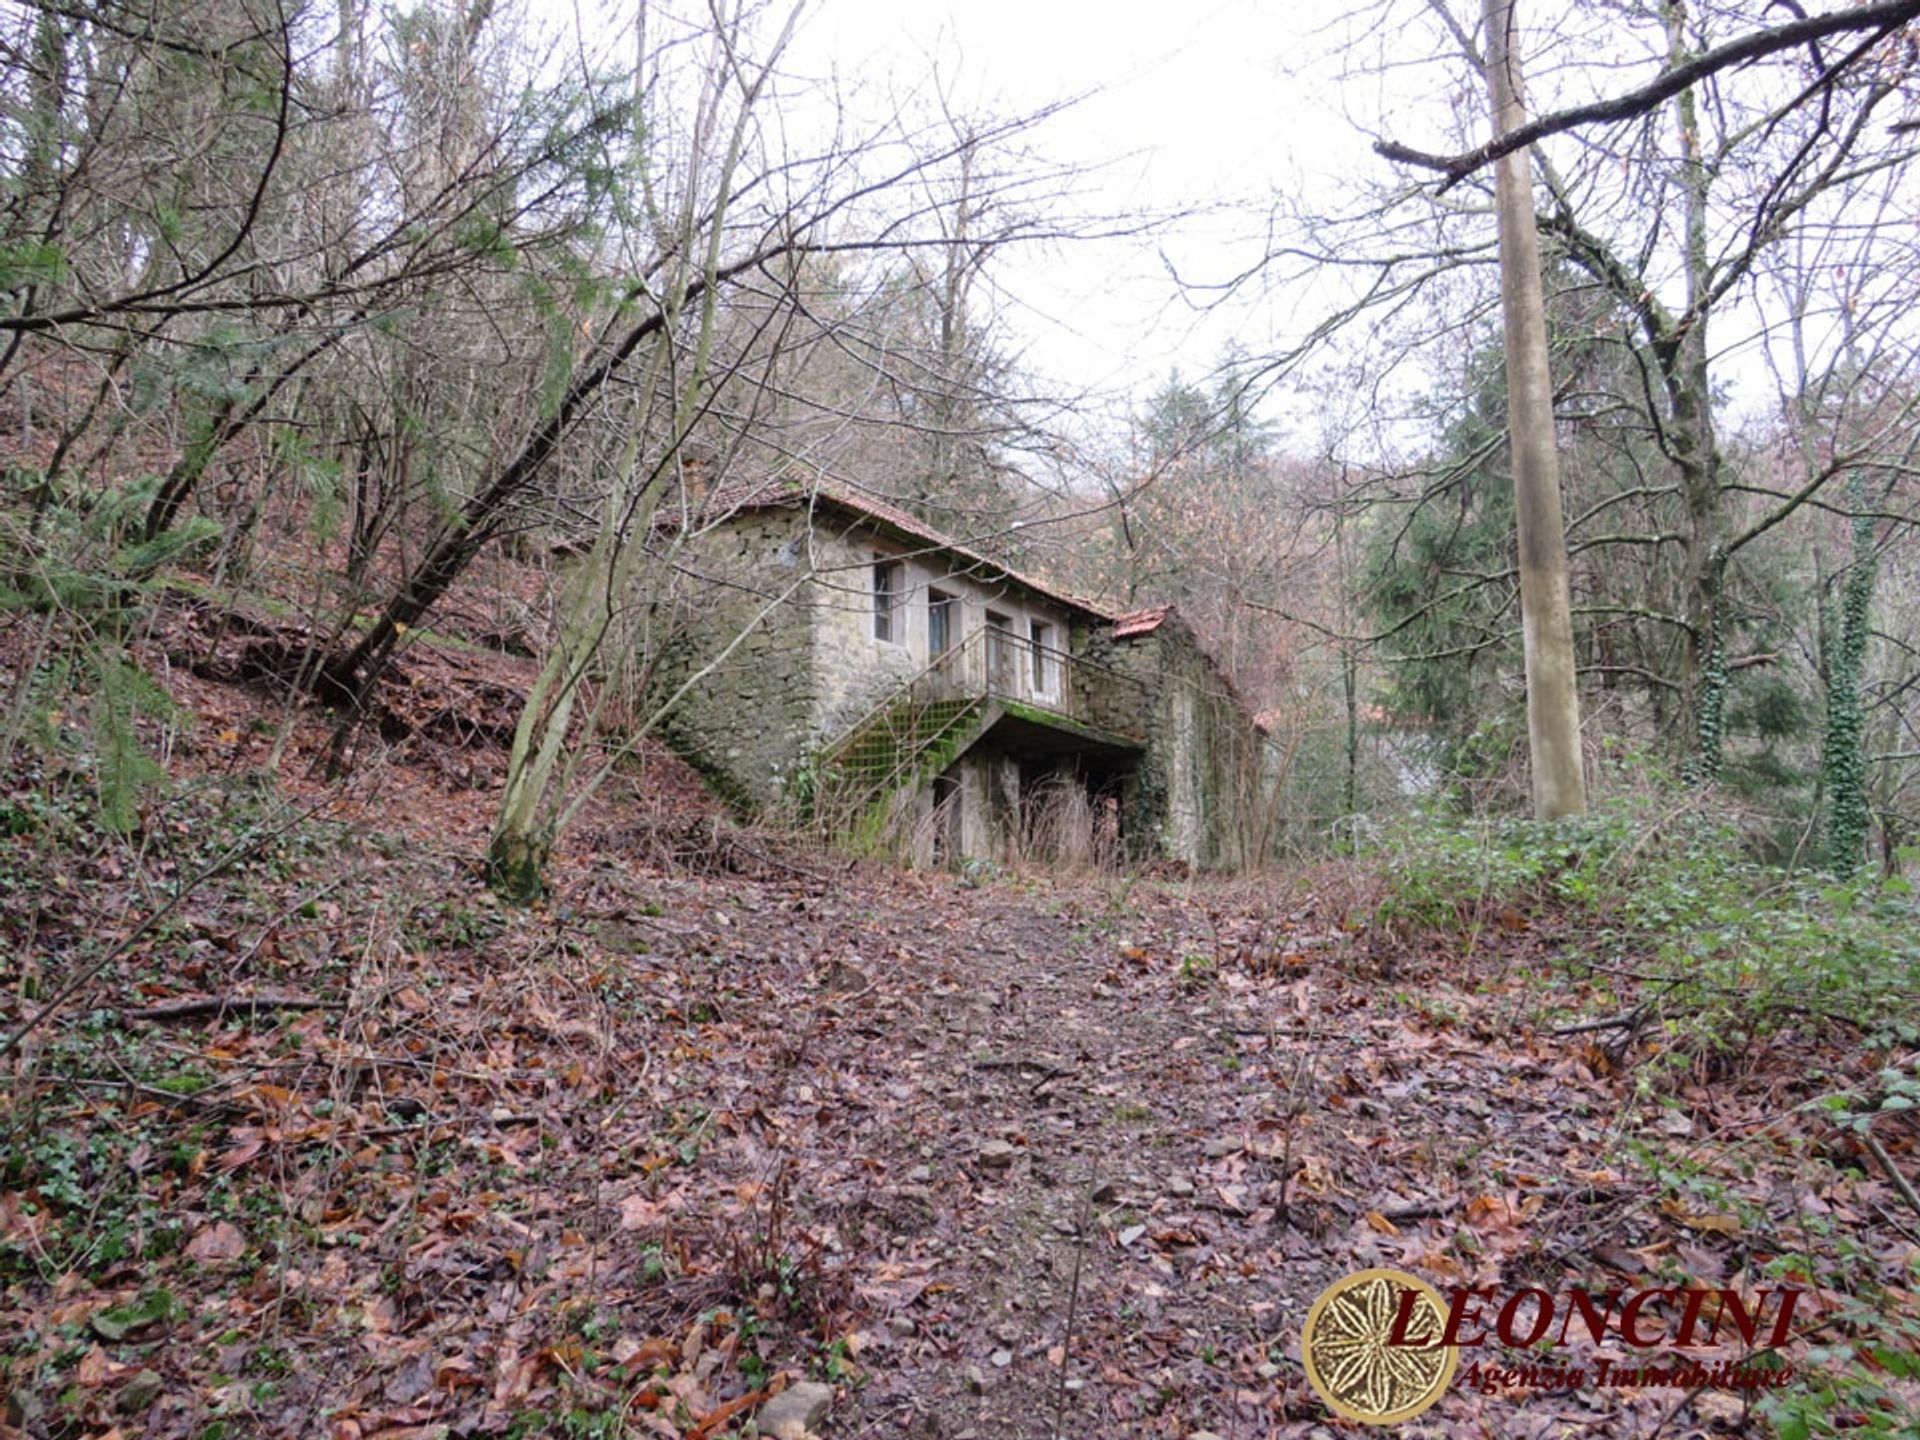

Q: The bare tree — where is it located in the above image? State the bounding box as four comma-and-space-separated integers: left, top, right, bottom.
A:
1286, 0, 1920, 783
1482, 0, 1586, 818
484, 0, 809, 898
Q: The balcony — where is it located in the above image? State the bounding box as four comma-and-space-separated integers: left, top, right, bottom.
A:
816, 625, 1147, 834
909, 625, 1145, 743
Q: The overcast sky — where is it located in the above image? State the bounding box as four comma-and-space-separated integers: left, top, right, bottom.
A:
781, 0, 1388, 415
772, 0, 1871, 448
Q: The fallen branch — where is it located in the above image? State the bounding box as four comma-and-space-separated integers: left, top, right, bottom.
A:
119, 994, 345, 1022
1553, 1007, 1646, 1036
1050, 1174, 1095, 1440
973, 1056, 1073, 1081
48, 1073, 243, 1111
725, 831, 833, 886
1862, 1128, 1920, 1221
1, 786, 348, 1061
1378, 1197, 1461, 1223
971, 1053, 1075, 1103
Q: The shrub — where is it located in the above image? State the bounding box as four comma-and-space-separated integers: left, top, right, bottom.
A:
1367, 797, 1920, 1048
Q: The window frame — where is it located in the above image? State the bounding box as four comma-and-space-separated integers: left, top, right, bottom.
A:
928, 587, 956, 657
1029, 618, 1056, 696
872, 556, 904, 644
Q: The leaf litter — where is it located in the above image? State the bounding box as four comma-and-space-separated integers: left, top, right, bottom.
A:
1, 613, 1915, 1439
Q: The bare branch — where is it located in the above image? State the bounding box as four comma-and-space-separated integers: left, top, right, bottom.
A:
1375, 0, 1920, 190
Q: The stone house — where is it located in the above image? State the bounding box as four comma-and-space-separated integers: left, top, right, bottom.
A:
650, 477, 1272, 867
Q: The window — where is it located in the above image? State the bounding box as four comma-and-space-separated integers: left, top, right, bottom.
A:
985, 611, 1012, 690
1030, 620, 1055, 694
928, 589, 955, 657
872, 558, 903, 642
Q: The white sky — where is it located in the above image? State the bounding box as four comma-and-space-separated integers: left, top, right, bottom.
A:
782, 0, 1380, 412
550, 0, 1896, 450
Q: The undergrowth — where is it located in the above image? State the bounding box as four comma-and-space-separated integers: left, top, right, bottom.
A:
1370, 796, 1920, 1052
1369, 796, 1920, 1440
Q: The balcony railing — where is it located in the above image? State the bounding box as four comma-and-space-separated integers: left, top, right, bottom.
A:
920, 625, 1146, 732
813, 625, 1149, 837
823, 626, 1146, 771
920, 626, 1069, 707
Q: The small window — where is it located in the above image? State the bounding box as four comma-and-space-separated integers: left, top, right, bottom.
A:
873, 558, 903, 642
928, 588, 955, 657
1030, 620, 1055, 693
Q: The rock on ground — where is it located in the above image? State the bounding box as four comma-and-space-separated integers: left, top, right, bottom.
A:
757, 1380, 835, 1438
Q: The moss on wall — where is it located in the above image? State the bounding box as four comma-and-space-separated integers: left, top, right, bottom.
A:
650, 509, 1269, 869
650, 510, 817, 814
1082, 618, 1269, 868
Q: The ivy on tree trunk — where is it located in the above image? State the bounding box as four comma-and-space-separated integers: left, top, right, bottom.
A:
1822, 470, 1876, 874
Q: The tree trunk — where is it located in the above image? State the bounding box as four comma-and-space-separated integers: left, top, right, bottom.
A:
1483, 0, 1589, 820
1663, 0, 1729, 782
1822, 470, 1876, 873
484, 828, 550, 904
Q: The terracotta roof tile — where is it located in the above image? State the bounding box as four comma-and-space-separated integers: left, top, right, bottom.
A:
1110, 604, 1173, 639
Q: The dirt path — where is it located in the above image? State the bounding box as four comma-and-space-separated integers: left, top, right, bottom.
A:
586, 866, 1814, 1440
7, 775, 1900, 1440
7, 607, 1910, 1440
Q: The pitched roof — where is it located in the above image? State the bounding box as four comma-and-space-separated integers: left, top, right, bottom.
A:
674, 474, 1121, 622
1110, 601, 1264, 729
1110, 605, 1173, 638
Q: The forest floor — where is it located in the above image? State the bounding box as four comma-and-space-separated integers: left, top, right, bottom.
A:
2, 599, 1917, 1440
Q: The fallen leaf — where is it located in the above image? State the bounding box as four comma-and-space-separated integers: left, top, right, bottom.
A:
687, 1386, 768, 1439
185, 1220, 247, 1262
620, 1193, 664, 1230
1659, 1198, 1742, 1236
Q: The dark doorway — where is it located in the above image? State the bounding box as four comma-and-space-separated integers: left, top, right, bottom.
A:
931, 771, 961, 864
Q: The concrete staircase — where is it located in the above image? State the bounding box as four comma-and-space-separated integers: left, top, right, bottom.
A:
815, 692, 993, 839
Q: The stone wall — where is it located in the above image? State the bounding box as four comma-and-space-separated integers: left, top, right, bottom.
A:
903, 749, 1016, 866
1072, 637, 1156, 740
1082, 621, 1270, 868
650, 510, 817, 812
651, 506, 1093, 822
649, 506, 1279, 867
807, 527, 926, 741
1155, 623, 1268, 868
805, 524, 1081, 744
954, 750, 1020, 861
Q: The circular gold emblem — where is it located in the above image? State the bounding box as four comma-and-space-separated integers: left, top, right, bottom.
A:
1300, 1267, 1459, 1425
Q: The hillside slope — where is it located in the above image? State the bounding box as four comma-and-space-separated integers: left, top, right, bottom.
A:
1, 600, 1915, 1440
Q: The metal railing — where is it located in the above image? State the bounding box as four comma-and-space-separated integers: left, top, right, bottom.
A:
816, 629, 983, 775
926, 626, 1074, 711
820, 626, 1147, 773
963, 626, 1149, 737
812, 625, 1151, 839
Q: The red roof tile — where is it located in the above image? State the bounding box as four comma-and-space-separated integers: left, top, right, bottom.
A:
1110, 605, 1173, 639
